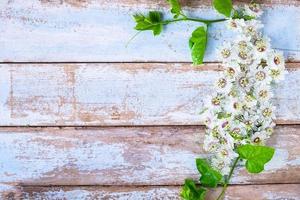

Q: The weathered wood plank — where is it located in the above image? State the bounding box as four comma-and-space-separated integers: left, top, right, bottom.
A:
33, 0, 300, 7
0, 126, 299, 185
0, 1, 299, 62
0, 63, 299, 126
2, 184, 300, 200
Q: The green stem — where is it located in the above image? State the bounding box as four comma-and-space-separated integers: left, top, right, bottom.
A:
216, 157, 240, 200
136, 17, 227, 31
186, 17, 227, 24
162, 17, 227, 25
125, 31, 142, 48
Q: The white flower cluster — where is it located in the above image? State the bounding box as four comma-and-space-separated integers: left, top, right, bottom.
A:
202, 4, 287, 175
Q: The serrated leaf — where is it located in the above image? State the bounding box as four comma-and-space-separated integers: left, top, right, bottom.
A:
133, 14, 145, 22
213, 0, 233, 17
133, 11, 163, 36
167, 0, 182, 18
180, 179, 207, 200
189, 26, 207, 65
196, 158, 222, 188
149, 11, 161, 22
149, 11, 163, 35
237, 144, 275, 173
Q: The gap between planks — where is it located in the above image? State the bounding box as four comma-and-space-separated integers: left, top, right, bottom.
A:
0, 62, 300, 66
0, 124, 296, 129
14, 182, 300, 188
2, 183, 300, 200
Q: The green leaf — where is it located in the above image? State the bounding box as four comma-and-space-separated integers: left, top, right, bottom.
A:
180, 179, 207, 200
133, 11, 163, 36
189, 26, 207, 65
237, 144, 275, 173
242, 15, 256, 20
213, 0, 233, 17
196, 158, 222, 188
232, 9, 256, 21
167, 0, 182, 18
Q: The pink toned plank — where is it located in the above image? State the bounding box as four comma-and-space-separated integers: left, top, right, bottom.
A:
0, 63, 299, 126
2, 184, 300, 200
0, 126, 299, 185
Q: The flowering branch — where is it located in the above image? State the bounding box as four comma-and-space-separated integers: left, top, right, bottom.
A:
131, 1, 287, 200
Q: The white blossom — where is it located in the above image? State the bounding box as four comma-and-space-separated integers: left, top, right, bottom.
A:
243, 3, 263, 18
202, 7, 286, 175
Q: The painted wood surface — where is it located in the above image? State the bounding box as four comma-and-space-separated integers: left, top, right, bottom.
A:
0, 125, 299, 185
0, 63, 299, 126
1, 1, 299, 198
1, 184, 300, 200
0, 0, 299, 62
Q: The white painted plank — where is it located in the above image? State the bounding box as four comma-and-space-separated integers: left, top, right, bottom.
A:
0, 63, 299, 126
2, 184, 298, 200
0, 1, 299, 62
0, 126, 299, 185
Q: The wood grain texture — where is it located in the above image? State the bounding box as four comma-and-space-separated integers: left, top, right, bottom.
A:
0, 0, 299, 62
0, 63, 299, 126
0, 125, 299, 185
1, 184, 300, 200
37, 0, 300, 7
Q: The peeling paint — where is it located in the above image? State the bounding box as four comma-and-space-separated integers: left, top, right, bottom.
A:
0, 1, 299, 61
0, 126, 298, 185
265, 148, 300, 171
13, 185, 300, 199
0, 64, 300, 126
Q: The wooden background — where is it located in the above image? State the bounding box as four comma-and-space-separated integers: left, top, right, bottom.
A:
0, 0, 300, 199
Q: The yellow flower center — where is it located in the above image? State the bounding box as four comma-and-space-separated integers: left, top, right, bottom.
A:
217, 78, 227, 88
259, 90, 268, 98
245, 120, 252, 126
229, 90, 237, 97
253, 137, 260, 143
262, 108, 272, 117
239, 77, 249, 87
226, 67, 235, 76
212, 127, 220, 137
270, 69, 280, 78
265, 127, 273, 134
255, 71, 266, 81
238, 41, 247, 49
239, 51, 248, 60
246, 26, 256, 34
249, 3, 260, 12
255, 40, 266, 52
212, 97, 221, 105
221, 149, 228, 156
221, 49, 231, 58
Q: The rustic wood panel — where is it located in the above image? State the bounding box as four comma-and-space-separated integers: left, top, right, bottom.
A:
0, 0, 299, 62
1, 184, 300, 200
0, 126, 299, 185
0, 63, 299, 126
